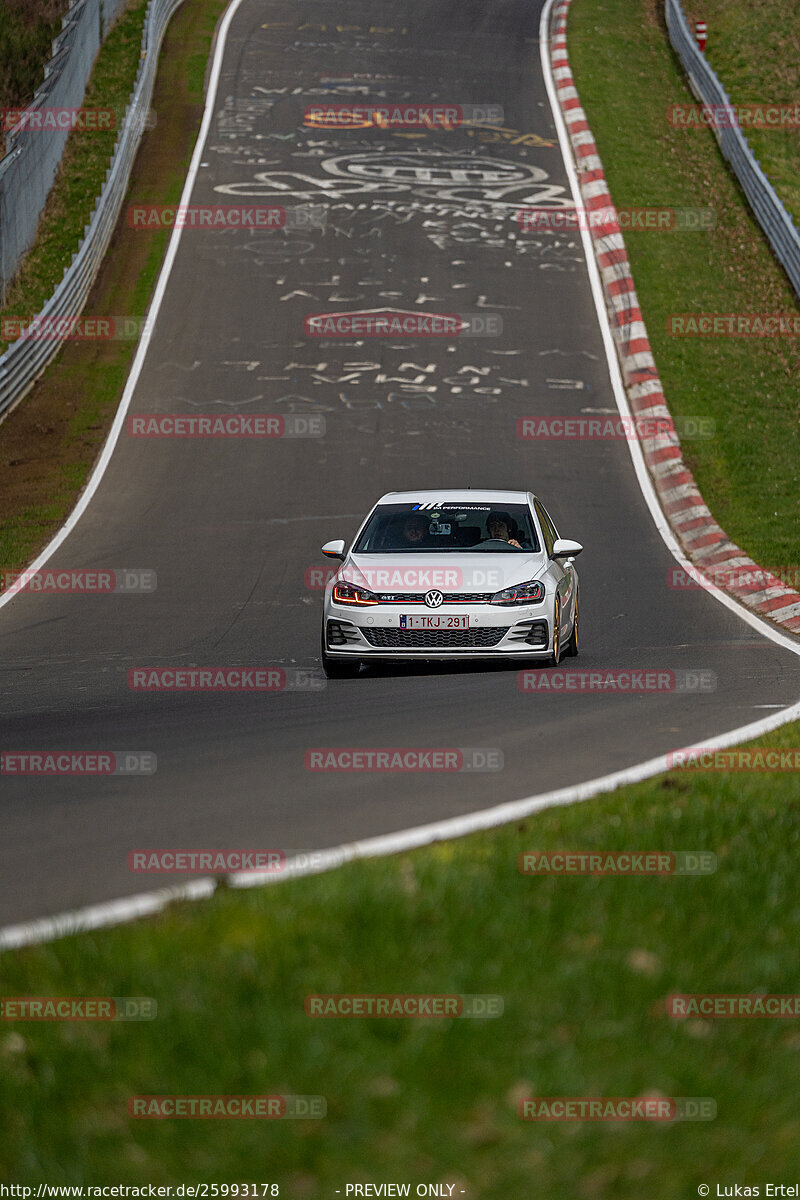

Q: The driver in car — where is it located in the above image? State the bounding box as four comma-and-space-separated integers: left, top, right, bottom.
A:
485, 511, 523, 548
400, 513, 431, 547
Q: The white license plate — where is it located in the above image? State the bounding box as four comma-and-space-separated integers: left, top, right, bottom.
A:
399, 614, 470, 630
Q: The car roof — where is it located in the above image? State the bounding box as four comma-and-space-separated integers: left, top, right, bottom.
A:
377, 489, 532, 505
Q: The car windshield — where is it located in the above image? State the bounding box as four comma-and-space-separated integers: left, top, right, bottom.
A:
353, 503, 540, 553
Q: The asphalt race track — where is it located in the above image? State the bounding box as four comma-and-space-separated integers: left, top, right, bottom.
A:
1, 0, 798, 926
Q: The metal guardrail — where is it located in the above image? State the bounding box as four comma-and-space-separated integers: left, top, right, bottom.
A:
0, 0, 185, 422
0, 0, 131, 298
665, 0, 800, 299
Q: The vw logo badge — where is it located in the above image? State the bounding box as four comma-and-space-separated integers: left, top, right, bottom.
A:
425, 589, 444, 609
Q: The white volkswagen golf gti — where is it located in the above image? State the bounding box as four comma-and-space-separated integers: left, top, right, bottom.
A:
320, 489, 582, 677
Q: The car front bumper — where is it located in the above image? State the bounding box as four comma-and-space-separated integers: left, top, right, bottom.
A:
322, 601, 553, 661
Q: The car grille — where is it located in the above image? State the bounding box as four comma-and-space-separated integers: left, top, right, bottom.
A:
362, 627, 508, 649
375, 592, 493, 604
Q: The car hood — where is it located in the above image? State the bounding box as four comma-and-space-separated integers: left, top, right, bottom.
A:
339, 551, 549, 595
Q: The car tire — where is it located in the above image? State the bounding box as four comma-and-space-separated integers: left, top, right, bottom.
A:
545, 597, 562, 667
321, 631, 361, 678
563, 594, 579, 658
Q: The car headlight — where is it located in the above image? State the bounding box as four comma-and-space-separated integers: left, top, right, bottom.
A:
490, 579, 546, 606
332, 581, 379, 606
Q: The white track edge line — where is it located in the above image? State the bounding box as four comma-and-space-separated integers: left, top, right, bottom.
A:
1, 0, 798, 952
4, 697, 800, 951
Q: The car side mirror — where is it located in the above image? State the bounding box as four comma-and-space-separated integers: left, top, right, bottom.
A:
322, 539, 346, 560
552, 538, 583, 558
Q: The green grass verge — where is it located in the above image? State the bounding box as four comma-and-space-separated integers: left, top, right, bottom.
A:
685, 0, 800, 229
0, 229, 170, 570
568, 0, 800, 571
2, 723, 800, 1192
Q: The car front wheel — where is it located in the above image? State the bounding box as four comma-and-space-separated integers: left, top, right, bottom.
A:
546, 598, 562, 667
563, 594, 579, 658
